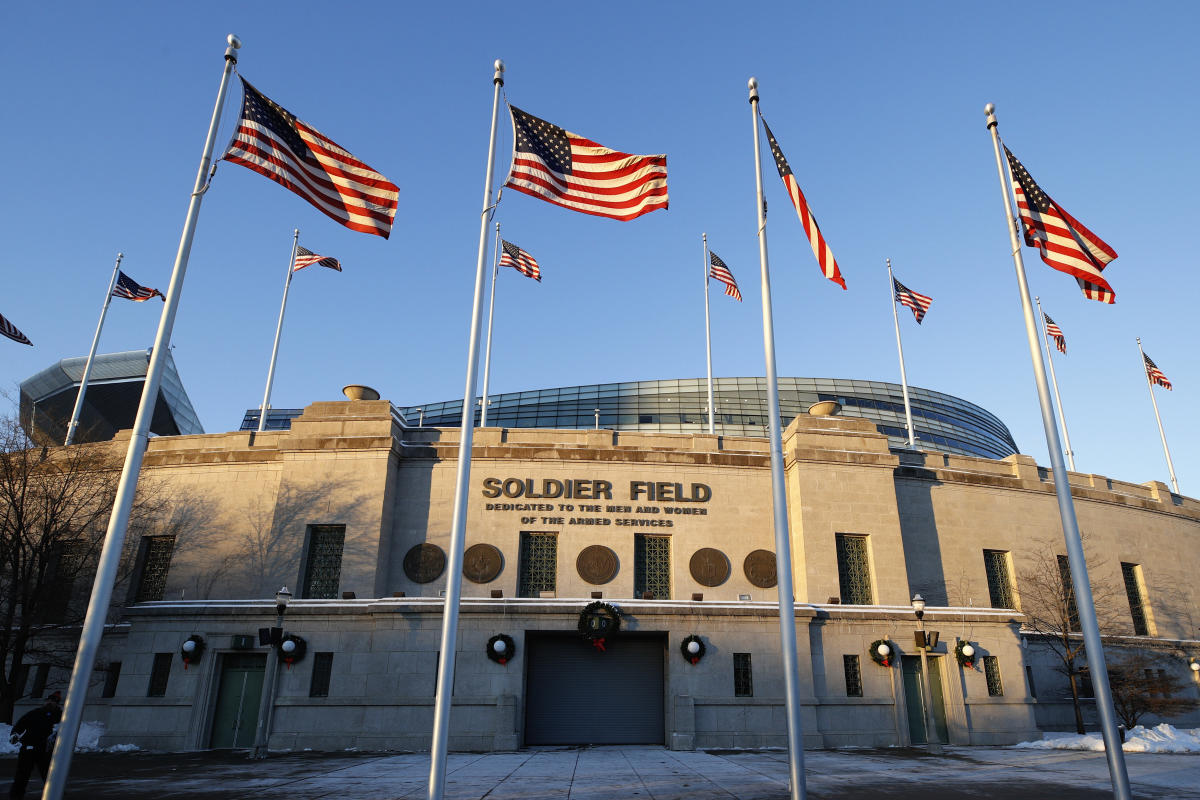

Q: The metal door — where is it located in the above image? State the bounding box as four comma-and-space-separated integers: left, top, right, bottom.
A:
901, 655, 948, 744
209, 653, 266, 749
524, 633, 665, 745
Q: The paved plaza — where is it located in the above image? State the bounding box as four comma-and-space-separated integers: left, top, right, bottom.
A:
16, 745, 1200, 799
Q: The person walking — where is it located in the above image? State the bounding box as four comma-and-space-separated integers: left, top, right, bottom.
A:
9, 690, 62, 799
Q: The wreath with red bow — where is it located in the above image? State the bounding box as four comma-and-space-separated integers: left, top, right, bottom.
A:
578, 601, 621, 651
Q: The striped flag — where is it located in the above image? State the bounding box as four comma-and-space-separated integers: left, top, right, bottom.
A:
504, 106, 668, 222
708, 251, 742, 301
499, 240, 541, 282
1043, 313, 1066, 354
0, 312, 31, 346
113, 271, 164, 302
760, 116, 846, 290
293, 245, 342, 273
1144, 353, 1172, 390
223, 79, 399, 239
893, 278, 932, 324
1004, 146, 1117, 304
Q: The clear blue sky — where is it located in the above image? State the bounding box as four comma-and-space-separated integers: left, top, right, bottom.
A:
3, 1, 1196, 494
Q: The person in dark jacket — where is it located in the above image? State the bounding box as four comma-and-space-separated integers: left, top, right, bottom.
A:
8, 690, 62, 799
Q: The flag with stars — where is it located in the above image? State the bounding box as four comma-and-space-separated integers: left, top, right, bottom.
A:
1004, 146, 1117, 303
0, 312, 31, 346
113, 271, 164, 302
893, 278, 931, 323
223, 78, 399, 238
1043, 313, 1066, 354
760, 115, 846, 290
1144, 353, 1172, 390
293, 245, 342, 272
708, 251, 742, 301
499, 240, 541, 281
504, 106, 668, 222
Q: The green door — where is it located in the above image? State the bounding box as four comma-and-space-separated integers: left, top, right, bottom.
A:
209, 653, 266, 749
901, 655, 948, 744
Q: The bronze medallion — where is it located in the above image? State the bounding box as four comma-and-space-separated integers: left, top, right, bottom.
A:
403, 543, 446, 584
463, 543, 503, 584
689, 547, 730, 587
576, 545, 619, 585
743, 549, 778, 588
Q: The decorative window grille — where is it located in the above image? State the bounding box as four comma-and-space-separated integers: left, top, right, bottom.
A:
135, 536, 176, 602
309, 653, 334, 697
835, 534, 872, 605
102, 662, 122, 699
1057, 555, 1080, 632
147, 653, 172, 697
518, 532, 557, 597
733, 653, 754, 697
983, 550, 1015, 609
843, 654, 863, 697
1121, 562, 1149, 636
983, 656, 1003, 696
302, 525, 346, 599
634, 534, 671, 599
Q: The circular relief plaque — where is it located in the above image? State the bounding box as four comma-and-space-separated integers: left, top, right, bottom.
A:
743, 549, 778, 589
689, 547, 731, 587
403, 543, 446, 584
462, 543, 503, 584
576, 545, 619, 585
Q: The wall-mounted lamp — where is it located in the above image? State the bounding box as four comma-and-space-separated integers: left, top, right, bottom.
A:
487, 633, 515, 665
680, 635, 706, 665
180, 635, 205, 669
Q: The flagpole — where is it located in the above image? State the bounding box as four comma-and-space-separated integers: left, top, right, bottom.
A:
886, 259, 916, 449
258, 229, 300, 433
749, 78, 807, 800
64, 253, 124, 445
1136, 338, 1179, 494
428, 59, 504, 800
1036, 297, 1076, 471
985, 103, 1131, 800
480, 222, 501, 428
702, 233, 716, 434
43, 34, 242, 800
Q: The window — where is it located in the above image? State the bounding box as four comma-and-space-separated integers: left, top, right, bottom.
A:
134, 536, 176, 602
14, 665, 29, 699
102, 662, 122, 699
44, 541, 89, 622
309, 653, 334, 698
302, 525, 346, 599
1057, 555, 1080, 632
634, 534, 671, 599
843, 655, 863, 697
1077, 667, 1094, 698
984, 656, 1003, 696
733, 653, 753, 697
983, 550, 1015, 609
835, 534, 872, 605
30, 665, 49, 699
517, 532, 557, 597
1025, 665, 1037, 699
147, 653, 172, 697
1121, 562, 1150, 636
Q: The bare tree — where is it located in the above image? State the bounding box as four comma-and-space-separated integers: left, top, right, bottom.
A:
1106, 649, 1200, 729
1018, 542, 1125, 734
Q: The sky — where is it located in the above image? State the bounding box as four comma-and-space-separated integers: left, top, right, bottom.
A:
2, 1, 1196, 495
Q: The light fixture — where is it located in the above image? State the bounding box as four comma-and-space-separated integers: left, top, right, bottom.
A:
179, 635, 206, 669
961, 644, 975, 658
487, 634, 515, 665
1191, 660, 1200, 673
275, 586, 292, 616
279, 634, 307, 668
680, 635, 706, 664
876, 643, 891, 658
911, 594, 926, 619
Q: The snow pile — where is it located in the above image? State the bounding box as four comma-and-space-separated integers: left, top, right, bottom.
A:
1015, 723, 1200, 753
0, 721, 140, 754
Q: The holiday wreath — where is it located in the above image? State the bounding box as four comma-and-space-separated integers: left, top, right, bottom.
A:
955, 639, 976, 669
680, 634, 706, 664
487, 633, 516, 665
578, 601, 621, 651
869, 638, 894, 668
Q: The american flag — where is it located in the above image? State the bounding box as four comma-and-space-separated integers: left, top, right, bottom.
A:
1043, 313, 1066, 354
504, 106, 668, 222
708, 251, 742, 301
112, 271, 164, 302
760, 116, 846, 290
1144, 353, 1172, 390
223, 79, 399, 239
1004, 146, 1117, 304
0, 312, 31, 346
293, 245, 342, 273
893, 278, 932, 324
499, 240, 541, 282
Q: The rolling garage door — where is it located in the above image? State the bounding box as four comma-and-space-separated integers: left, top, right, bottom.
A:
524, 633, 665, 745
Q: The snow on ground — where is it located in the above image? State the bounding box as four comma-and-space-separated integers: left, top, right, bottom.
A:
0, 721, 140, 755
1016, 723, 1200, 753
